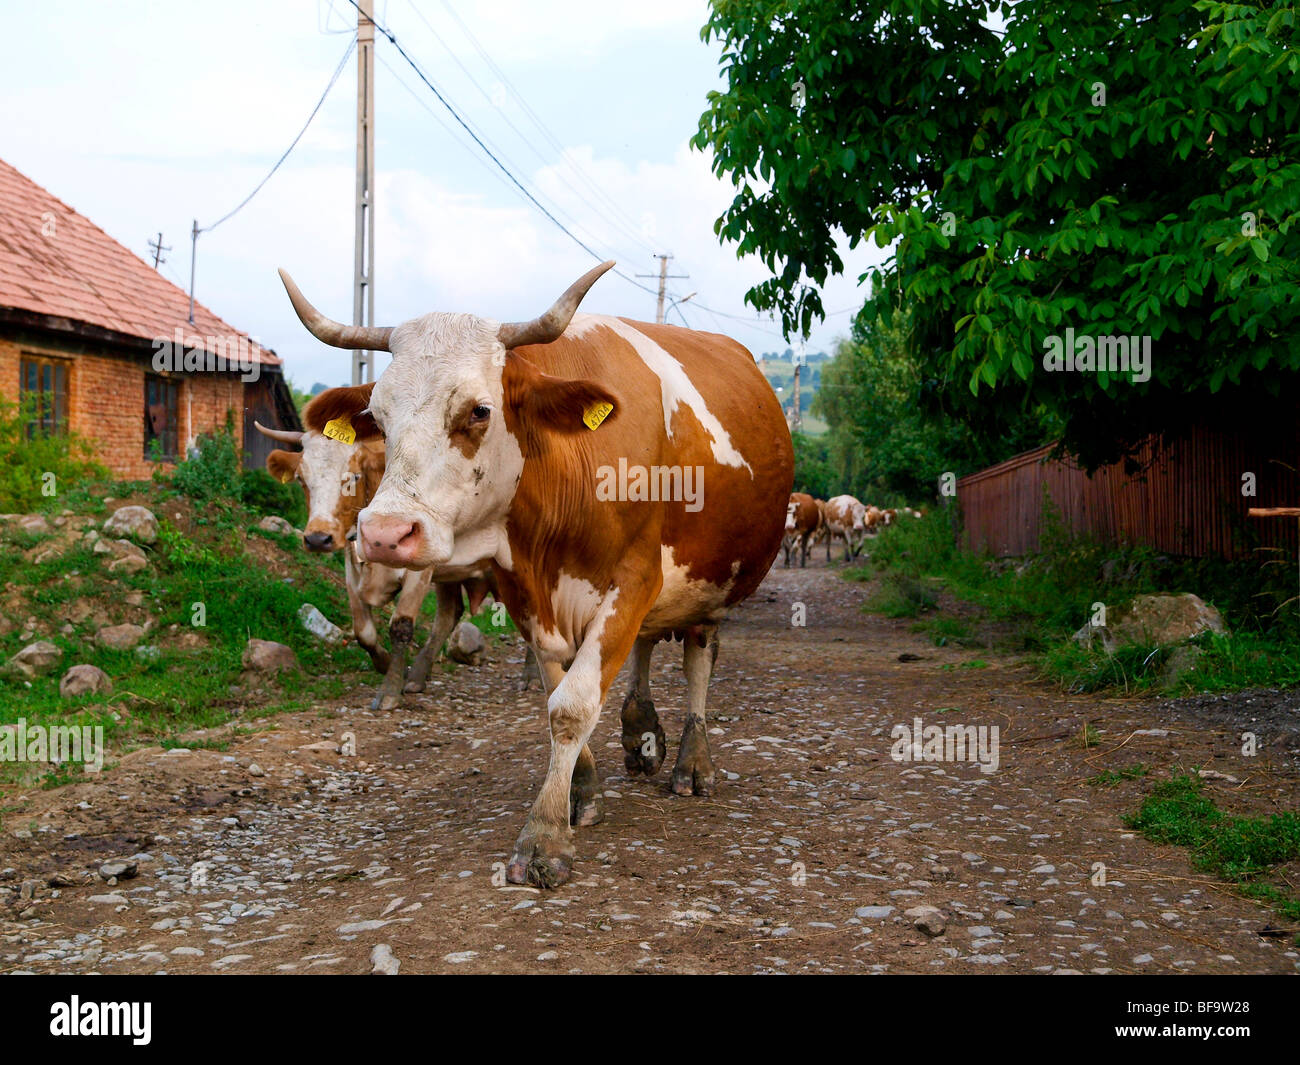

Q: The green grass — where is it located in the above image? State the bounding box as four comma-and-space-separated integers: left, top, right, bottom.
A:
850, 501, 1300, 695
910, 615, 976, 647
1126, 774, 1300, 923
0, 487, 387, 786
865, 572, 938, 618
2, 458, 521, 793
1076, 723, 1102, 749
1088, 763, 1149, 788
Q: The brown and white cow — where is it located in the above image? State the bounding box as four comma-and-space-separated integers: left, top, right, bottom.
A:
823, 494, 867, 561
276, 260, 793, 887
782, 492, 822, 567
254, 414, 491, 710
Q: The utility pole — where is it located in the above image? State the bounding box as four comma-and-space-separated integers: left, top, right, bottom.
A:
353, 0, 377, 385
792, 339, 805, 432
636, 254, 688, 324
147, 232, 170, 270
188, 219, 198, 324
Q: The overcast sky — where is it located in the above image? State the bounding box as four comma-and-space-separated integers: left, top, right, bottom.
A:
4, 0, 882, 388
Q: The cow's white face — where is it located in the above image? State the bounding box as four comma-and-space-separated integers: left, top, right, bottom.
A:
785, 501, 798, 532
359, 313, 523, 569
297, 432, 362, 549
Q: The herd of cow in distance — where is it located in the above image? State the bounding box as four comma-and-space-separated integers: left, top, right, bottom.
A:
247, 261, 912, 886
783, 492, 923, 568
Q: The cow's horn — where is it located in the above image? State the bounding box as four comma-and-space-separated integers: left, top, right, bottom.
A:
253, 420, 303, 445
278, 269, 392, 351
498, 260, 616, 349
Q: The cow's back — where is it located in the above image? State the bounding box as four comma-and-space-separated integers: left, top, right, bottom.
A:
511, 314, 792, 635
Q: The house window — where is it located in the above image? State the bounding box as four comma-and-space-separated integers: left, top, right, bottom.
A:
19, 354, 69, 437
144, 375, 180, 460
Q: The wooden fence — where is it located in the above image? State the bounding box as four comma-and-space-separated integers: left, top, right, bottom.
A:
956, 426, 1300, 559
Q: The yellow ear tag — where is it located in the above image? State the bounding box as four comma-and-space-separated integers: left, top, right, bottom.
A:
323, 416, 356, 445
278, 471, 292, 484
582, 401, 613, 431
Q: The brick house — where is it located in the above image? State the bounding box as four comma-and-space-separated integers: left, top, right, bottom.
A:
0, 157, 301, 480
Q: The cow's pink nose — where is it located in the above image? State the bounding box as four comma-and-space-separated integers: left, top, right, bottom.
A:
360, 516, 423, 564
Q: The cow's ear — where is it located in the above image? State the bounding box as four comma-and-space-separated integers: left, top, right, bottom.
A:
266, 450, 301, 485
503, 354, 619, 435
303, 382, 379, 440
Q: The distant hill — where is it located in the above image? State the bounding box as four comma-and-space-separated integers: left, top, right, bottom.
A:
758, 351, 827, 435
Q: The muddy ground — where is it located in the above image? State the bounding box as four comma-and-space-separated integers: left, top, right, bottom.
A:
2, 558, 1298, 974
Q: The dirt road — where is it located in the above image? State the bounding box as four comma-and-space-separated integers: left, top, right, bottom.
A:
3, 560, 1298, 974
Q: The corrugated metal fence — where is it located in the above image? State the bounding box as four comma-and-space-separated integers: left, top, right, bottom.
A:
956, 427, 1300, 559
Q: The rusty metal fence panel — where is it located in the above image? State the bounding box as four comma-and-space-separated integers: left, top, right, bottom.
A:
956, 428, 1300, 559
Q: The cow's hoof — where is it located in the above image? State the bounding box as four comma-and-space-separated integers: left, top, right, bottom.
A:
369, 692, 401, 711
506, 836, 574, 889
402, 679, 427, 694
570, 792, 604, 827
670, 765, 714, 797
622, 724, 666, 776
621, 693, 666, 777
670, 716, 715, 796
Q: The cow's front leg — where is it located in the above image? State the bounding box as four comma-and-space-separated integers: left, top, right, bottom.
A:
671, 626, 719, 797
373, 570, 433, 710
404, 581, 462, 694
347, 574, 389, 674
620, 636, 665, 776
508, 601, 640, 888
536, 657, 603, 828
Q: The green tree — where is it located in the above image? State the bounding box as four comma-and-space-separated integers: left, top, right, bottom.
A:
814, 312, 1056, 501
694, 1, 1300, 467
0, 398, 105, 512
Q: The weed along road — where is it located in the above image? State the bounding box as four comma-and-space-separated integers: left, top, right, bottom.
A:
2, 558, 1295, 975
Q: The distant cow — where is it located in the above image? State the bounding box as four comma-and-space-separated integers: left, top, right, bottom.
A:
276, 260, 793, 887
823, 494, 867, 561
782, 492, 822, 567
254, 414, 492, 710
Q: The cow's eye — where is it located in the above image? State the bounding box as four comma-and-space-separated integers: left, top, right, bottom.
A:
470, 405, 491, 424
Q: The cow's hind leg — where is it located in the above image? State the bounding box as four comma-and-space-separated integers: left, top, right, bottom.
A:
570, 742, 603, 828
520, 645, 544, 691
372, 614, 413, 710
404, 581, 463, 694
671, 625, 719, 797
349, 588, 389, 674
620, 636, 665, 776
372, 570, 433, 710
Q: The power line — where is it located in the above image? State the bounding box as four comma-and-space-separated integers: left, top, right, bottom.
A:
435, 0, 659, 258
187, 34, 356, 323
401, 0, 658, 265
201, 37, 356, 234
377, 52, 519, 200
340, 0, 660, 300
386, 6, 645, 268
348, 1, 846, 334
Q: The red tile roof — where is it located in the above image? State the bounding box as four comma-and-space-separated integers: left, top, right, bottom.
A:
0, 156, 279, 366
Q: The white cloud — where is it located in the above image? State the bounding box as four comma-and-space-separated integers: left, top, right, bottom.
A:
2, 0, 885, 394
